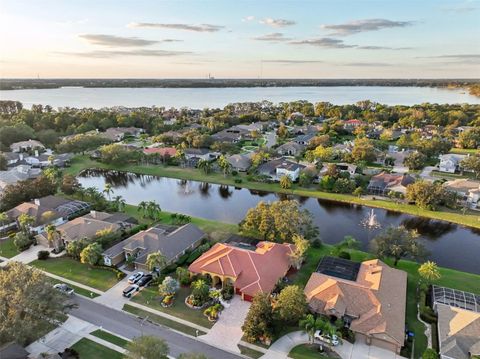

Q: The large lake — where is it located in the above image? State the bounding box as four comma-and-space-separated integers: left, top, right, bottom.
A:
78, 169, 480, 275
1, 86, 479, 108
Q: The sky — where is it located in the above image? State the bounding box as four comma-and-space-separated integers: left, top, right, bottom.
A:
0, 0, 479, 79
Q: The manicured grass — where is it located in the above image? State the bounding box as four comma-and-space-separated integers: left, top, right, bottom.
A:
71, 338, 124, 359
291, 245, 480, 359
90, 329, 129, 348
131, 286, 214, 328
449, 148, 480, 155
122, 304, 206, 337
45, 277, 101, 298
289, 344, 338, 359
238, 344, 265, 359
66, 155, 480, 230
0, 237, 19, 258
31, 257, 119, 291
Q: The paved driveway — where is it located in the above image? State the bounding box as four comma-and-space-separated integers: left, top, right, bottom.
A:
200, 296, 251, 353
94, 276, 131, 309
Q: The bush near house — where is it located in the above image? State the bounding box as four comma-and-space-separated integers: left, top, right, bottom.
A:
37, 250, 50, 260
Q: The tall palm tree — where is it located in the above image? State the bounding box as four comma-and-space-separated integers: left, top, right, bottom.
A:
218, 155, 232, 178
146, 201, 161, 220
299, 314, 322, 344
18, 214, 35, 236
197, 159, 211, 174
138, 201, 148, 218
418, 261, 441, 283
45, 224, 61, 250
113, 195, 126, 212
103, 183, 114, 201
146, 251, 167, 272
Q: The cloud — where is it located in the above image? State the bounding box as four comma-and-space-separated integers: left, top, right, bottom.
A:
418, 54, 480, 64
259, 18, 296, 27
441, 2, 477, 13
242, 16, 255, 22
289, 37, 355, 48
321, 18, 414, 36
357, 45, 412, 50
128, 22, 224, 32
342, 62, 392, 67
78, 34, 158, 47
252, 32, 291, 42
57, 49, 191, 58
262, 59, 324, 64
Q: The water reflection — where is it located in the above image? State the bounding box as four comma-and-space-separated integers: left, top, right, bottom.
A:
77, 169, 480, 274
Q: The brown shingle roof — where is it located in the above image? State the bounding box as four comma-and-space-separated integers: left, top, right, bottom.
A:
304, 259, 407, 347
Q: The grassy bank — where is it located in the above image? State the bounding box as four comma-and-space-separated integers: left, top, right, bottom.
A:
67, 156, 480, 230
0, 238, 19, 258
90, 329, 129, 348
289, 344, 338, 359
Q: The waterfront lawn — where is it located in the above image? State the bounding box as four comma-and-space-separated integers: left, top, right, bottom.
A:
66, 155, 480, 230
31, 257, 118, 291
292, 245, 480, 359
0, 237, 19, 258
123, 204, 238, 235
90, 329, 129, 348
289, 344, 338, 359
123, 304, 206, 336
131, 286, 214, 329
71, 338, 124, 359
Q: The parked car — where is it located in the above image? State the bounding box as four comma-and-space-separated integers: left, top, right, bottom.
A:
137, 274, 153, 287
128, 272, 144, 284
314, 330, 339, 346
123, 284, 139, 298
53, 283, 74, 296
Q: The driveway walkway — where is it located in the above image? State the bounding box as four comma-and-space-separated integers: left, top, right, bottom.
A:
94, 276, 130, 309
200, 296, 251, 353
259, 331, 407, 359
264, 131, 277, 149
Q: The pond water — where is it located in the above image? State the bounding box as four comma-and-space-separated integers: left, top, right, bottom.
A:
77, 169, 480, 274
1, 86, 480, 109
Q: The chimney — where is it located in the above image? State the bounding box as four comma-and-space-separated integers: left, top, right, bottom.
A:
35, 150, 39, 157
90, 210, 96, 218
34, 198, 41, 206
19, 153, 24, 161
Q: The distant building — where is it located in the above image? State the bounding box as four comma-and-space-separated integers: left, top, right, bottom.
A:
10, 140, 45, 153
294, 133, 316, 146
439, 154, 467, 173
276, 141, 305, 157
367, 172, 415, 196
227, 154, 252, 172
102, 127, 144, 142
304, 257, 407, 354
444, 179, 480, 209
257, 157, 305, 181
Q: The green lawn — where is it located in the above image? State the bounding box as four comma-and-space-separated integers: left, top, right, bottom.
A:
122, 304, 206, 337
131, 286, 214, 329
46, 277, 101, 298
90, 329, 129, 348
291, 245, 480, 359
71, 338, 124, 359
289, 344, 338, 359
238, 344, 265, 359
449, 148, 480, 155
31, 257, 119, 291
0, 238, 19, 258
66, 155, 480, 230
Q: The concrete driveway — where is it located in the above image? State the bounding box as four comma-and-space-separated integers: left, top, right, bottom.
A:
94, 276, 131, 309
200, 296, 251, 353
337, 340, 407, 359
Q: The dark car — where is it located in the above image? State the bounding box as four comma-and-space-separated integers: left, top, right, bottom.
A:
137, 274, 153, 287
122, 284, 139, 298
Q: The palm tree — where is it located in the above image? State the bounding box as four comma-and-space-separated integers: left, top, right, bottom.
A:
299, 314, 322, 344
18, 214, 35, 236
146, 201, 161, 220
138, 201, 148, 218
113, 195, 126, 212
418, 261, 441, 284
197, 159, 211, 174
146, 251, 167, 272
45, 224, 61, 250
217, 155, 232, 178
103, 183, 114, 201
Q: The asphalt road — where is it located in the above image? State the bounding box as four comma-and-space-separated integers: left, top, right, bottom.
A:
70, 295, 243, 359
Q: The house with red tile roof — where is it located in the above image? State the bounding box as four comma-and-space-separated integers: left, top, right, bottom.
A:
188, 241, 294, 301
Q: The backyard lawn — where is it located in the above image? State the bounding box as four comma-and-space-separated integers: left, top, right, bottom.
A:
0, 237, 19, 258
71, 338, 124, 359
131, 286, 214, 329
31, 257, 119, 291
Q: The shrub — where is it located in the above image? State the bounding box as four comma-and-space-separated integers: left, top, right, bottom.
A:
190, 279, 210, 306
176, 252, 190, 266
231, 170, 238, 176
186, 243, 211, 265
160, 263, 177, 275
419, 290, 437, 323
13, 232, 32, 251
234, 178, 242, 184
221, 283, 234, 300
176, 267, 192, 286
338, 251, 351, 260
37, 250, 50, 260
311, 238, 323, 249
128, 224, 148, 236
422, 348, 439, 359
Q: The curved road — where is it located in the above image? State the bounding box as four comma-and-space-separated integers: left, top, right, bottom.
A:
70, 295, 242, 359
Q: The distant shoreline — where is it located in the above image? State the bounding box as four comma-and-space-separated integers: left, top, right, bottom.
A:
1, 78, 479, 91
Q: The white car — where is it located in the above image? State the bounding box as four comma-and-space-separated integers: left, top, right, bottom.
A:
314, 330, 339, 346
53, 283, 74, 296
123, 284, 139, 298
128, 272, 144, 284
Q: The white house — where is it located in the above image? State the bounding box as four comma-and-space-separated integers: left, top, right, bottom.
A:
438, 154, 467, 173
10, 140, 45, 153
257, 158, 306, 181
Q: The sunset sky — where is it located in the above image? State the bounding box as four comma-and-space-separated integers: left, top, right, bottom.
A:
1, 0, 479, 78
